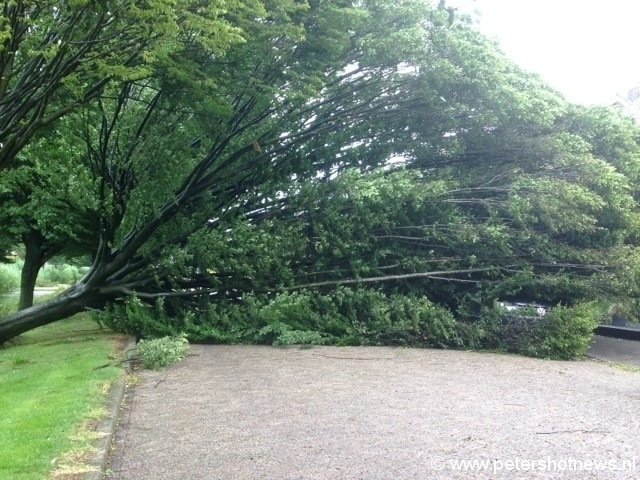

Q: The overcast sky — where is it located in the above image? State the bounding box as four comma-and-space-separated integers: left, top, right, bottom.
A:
449, 0, 640, 106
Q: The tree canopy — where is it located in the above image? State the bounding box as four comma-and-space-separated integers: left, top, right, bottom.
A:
2, 0, 640, 349
0, 0, 256, 170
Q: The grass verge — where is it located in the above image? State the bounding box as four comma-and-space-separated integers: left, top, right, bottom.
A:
0, 314, 126, 480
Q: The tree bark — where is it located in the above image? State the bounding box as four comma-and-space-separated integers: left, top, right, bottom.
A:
0, 284, 90, 344
19, 231, 47, 311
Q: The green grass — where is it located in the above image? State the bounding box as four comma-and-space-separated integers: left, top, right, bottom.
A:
0, 314, 124, 480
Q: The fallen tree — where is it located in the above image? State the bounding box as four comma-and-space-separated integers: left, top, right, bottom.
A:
3, 1, 640, 345
0, 0, 452, 342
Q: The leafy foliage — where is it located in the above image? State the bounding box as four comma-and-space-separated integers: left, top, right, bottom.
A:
100, 288, 478, 350
135, 333, 190, 369
0, 264, 19, 294
95, 296, 176, 339
482, 302, 599, 359
96, 288, 596, 359
2, 1, 640, 361
0, 0, 258, 170
36, 264, 82, 286
535, 304, 599, 359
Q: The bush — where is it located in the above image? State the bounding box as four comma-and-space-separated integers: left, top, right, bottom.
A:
37, 263, 81, 286
482, 302, 598, 359
0, 263, 20, 294
135, 334, 190, 369
533, 303, 598, 359
0, 260, 86, 294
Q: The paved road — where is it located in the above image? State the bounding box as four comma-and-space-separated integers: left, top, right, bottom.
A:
588, 336, 640, 367
107, 345, 640, 479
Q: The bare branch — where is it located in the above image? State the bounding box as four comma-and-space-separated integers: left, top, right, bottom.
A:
285, 267, 501, 290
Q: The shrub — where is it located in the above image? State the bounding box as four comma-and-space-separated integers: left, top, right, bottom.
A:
482, 302, 598, 359
0, 263, 20, 294
534, 303, 598, 360
37, 263, 81, 286
0, 261, 85, 294
135, 334, 190, 369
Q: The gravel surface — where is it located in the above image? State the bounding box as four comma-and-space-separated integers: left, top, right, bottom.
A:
107, 345, 640, 479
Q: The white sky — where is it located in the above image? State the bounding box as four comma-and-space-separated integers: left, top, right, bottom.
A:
449, 0, 640, 106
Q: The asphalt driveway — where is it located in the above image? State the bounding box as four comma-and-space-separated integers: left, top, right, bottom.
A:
106, 344, 640, 479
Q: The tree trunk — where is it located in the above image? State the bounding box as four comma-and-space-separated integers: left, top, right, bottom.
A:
0, 284, 91, 344
19, 232, 47, 310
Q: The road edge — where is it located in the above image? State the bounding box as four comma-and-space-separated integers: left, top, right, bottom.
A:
84, 336, 136, 480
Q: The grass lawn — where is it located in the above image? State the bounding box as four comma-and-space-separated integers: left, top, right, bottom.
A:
0, 313, 126, 480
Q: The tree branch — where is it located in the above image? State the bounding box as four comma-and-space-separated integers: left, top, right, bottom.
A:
285, 267, 501, 290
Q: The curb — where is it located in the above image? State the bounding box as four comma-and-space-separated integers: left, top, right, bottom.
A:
84, 336, 136, 480
594, 324, 640, 341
